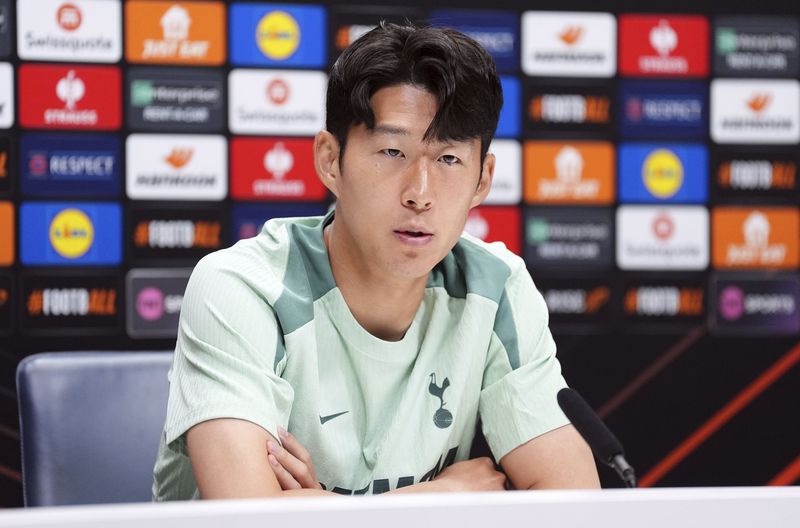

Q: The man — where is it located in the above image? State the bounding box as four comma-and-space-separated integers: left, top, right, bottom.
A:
152, 22, 599, 500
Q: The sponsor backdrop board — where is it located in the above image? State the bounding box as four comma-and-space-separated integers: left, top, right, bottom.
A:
0, 0, 798, 507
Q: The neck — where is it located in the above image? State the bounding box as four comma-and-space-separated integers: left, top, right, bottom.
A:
324, 220, 427, 341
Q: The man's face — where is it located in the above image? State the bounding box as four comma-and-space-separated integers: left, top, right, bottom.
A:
318, 83, 494, 280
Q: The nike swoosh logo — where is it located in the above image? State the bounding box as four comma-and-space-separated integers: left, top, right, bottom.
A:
319, 411, 349, 425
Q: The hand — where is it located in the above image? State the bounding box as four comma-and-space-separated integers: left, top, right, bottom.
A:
266, 426, 323, 490
432, 457, 507, 492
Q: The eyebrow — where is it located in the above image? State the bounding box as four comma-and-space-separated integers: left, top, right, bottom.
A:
371, 124, 410, 136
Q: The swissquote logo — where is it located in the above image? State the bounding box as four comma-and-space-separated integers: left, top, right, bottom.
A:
619, 15, 708, 77
19, 65, 121, 130
125, 1, 225, 65
711, 79, 800, 144
229, 69, 326, 135
617, 206, 708, 270
483, 140, 521, 205
712, 208, 799, 269
524, 142, 614, 204
521, 11, 616, 77
126, 134, 227, 200
18, 0, 121, 62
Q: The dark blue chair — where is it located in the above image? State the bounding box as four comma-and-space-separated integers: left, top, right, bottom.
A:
16, 351, 173, 506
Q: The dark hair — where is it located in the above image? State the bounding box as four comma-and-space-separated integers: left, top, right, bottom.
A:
326, 22, 503, 162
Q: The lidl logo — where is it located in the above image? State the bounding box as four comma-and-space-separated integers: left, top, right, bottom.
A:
20, 133, 121, 197
49, 208, 94, 258
20, 202, 121, 265
619, 15, 709, 77
712, 207, 799, 269
230, 3, 325, 67
125, 1, 226, 65
256, 11, 300, 60
619, 143, 707, 204
524, 141, 614, 205
19, 64, 121, 130
619, 80, 707, 139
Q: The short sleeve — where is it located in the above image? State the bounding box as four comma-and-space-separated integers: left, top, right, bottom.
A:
478, 260, 569, 461
163, 251, 294, 454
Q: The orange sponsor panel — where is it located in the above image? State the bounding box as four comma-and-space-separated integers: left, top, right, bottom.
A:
523, 141, 615, 204
712, 207, 799, 269
125, 1, 226, 65
0, 201, 13, 266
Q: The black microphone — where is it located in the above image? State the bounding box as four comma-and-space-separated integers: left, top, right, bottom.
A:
557, 387, 637, 488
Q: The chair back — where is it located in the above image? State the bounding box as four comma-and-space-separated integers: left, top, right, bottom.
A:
16, 351, 173, 506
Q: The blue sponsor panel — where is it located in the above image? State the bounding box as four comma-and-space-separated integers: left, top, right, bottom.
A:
496, 76, 520, 138
232, 203, 327, 241
618, 143, 708, 204
20, 134, 121, 197
429, 10, 519, 73
20, 202, 122, 266
619, 81, 708, 139
229, 3, 326, 67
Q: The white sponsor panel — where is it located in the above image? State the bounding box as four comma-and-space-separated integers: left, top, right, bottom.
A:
484, 139, 521, 205
617, 206, 709, 270
17, 0, 122, 62
126, 134, 227, 200
522, 11, 616, 77
0, 62, 12, 128
711, 79, 800, 144
229, 69, 326, 135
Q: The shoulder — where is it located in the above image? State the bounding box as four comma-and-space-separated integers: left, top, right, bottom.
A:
432, 232, 527, 304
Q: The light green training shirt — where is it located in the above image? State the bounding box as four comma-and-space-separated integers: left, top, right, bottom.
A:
152, 212, 569, 500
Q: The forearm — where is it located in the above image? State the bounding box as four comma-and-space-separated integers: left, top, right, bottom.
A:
386, 480, 448, 494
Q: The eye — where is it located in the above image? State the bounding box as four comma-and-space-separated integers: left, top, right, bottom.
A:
382, 148, 404, 158
440, 154, 460, 166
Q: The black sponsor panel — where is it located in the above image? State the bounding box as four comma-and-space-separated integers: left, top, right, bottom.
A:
0, 0, 9, 58
0, 272, 12, 335
714, 16, 800, 77
126, 268, 191, 338
535, 277, 613, 330
619, 276, 706, 332
711, 146, 799, 203
711, 273, 800, 336
0, 134, 11, 194
128, 204, 228, 263
328, 6, 425, 66
126, 67, 225, 132
523, 79, 614, 137
523, 207, 614, 271
20, 272, 122, 335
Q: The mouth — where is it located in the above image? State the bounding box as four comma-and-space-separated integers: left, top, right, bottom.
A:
393, 228, 434, 246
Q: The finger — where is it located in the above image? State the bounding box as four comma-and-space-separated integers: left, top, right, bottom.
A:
278, 427, 314, 468
267, 452, 301, 490
268, 440, 314, 488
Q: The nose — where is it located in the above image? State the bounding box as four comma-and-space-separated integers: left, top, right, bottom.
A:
401, 158, 433, 211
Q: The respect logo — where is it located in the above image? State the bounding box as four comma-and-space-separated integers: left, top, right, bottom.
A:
49, 208, 94, 259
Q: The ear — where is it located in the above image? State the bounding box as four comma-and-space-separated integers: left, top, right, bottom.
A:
470, 152, 495, 208
314, 130, 342, 198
